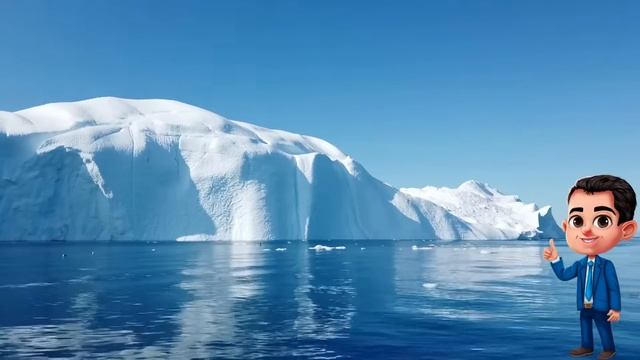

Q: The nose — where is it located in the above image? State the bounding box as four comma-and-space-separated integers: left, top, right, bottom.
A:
581, 224, 594, 236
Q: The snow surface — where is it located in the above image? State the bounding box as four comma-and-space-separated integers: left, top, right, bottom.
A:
0, 97, 562, 241
400, 180, 562, 240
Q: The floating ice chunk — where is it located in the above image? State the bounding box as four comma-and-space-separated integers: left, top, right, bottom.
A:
412, 245, 433, 250
422, 283, 438, 289
309, 245, 346, 251
275, 248, 287, 251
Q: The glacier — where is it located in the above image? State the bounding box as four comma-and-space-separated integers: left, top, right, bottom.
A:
0, 97, 562, 241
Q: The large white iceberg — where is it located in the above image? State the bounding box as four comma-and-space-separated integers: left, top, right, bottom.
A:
401, 180, 562, 240
0, 97, 562, 241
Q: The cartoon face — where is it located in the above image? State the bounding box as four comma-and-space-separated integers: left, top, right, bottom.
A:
562, 189, 637, 256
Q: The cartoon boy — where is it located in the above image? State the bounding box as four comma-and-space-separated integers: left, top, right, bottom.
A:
544, 175, 637, 359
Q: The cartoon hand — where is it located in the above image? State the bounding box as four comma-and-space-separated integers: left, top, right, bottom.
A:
607, 310, 621, 322
543, 239, 559, 261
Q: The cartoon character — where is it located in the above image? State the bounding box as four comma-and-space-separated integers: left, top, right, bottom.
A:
544, 175, 637, 359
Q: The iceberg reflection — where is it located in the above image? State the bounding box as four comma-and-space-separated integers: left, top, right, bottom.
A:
394, 242, 549, 321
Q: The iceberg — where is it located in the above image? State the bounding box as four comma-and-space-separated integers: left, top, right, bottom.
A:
400, 180, 562, 240
0, 97, 562, 241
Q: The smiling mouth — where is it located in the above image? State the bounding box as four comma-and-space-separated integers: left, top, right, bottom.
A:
580, 236, 599, 244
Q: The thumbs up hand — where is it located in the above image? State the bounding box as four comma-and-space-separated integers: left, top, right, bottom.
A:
544, 239, 559, 261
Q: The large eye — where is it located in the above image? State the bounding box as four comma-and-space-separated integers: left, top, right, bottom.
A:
594, 215, 613, 229
569, 215, 584, 228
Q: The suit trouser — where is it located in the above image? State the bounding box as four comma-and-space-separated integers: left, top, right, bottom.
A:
580, 308, 615, 352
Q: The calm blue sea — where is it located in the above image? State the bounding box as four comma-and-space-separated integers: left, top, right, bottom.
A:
1, 240, 639, 359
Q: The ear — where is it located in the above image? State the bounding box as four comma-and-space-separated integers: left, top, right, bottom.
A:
562, 219, 568, 233
621, 220, 638, 241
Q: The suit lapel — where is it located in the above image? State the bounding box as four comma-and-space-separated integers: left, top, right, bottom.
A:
593, 256, 603, 294
578, 257, 587, 297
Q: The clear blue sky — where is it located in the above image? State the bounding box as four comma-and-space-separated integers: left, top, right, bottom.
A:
1, 0, 639, 221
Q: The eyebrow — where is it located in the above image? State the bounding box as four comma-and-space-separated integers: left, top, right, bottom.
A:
569, 207, 583, 214
594, 206, 616, 214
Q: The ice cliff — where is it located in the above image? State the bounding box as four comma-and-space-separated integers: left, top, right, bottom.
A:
0, 97, 562, 241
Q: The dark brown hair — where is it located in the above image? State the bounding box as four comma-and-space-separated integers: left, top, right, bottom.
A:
568, 175, 637, 224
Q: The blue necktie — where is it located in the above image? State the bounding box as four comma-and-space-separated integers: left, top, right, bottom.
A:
585, 260, 594, 302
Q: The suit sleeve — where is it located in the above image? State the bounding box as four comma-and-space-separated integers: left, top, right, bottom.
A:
550, 257, 579, 281
605, 261, 621, 311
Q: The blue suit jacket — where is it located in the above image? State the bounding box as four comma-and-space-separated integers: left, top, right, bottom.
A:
551, 255, 621, 312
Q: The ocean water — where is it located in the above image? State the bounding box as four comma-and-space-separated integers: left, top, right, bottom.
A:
1, 240, 639, 359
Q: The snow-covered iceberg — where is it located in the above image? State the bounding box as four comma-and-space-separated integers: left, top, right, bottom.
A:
0, 97, 562, 241
401, 181, 562, 240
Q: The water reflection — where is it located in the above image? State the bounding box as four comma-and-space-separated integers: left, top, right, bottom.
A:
2, 241, 640, 359
0, 290, 148, 358
169, 242, 250, 358
165, 241, 355, 358
0, 244, 191, 358
394, 242, 549, 322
